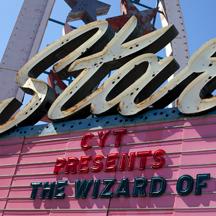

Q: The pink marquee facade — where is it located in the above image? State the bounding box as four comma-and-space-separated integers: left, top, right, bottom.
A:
1, 113, 216, 215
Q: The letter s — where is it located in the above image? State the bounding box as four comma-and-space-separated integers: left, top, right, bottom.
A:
0, 20, 111, 134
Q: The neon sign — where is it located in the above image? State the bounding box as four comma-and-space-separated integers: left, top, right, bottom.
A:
0, 16, 216, 134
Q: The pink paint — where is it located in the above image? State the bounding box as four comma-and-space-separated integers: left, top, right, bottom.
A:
1, 116, 216, 215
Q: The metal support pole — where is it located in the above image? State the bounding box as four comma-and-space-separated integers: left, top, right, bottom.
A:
0, 0, 55, 101
159, 0, 189, 70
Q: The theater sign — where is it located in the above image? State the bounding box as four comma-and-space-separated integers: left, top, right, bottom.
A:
1, 16, 216, 216
0, 16, 216, 134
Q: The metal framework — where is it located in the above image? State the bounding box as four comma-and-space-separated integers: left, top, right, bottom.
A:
159, 0, 189, 70
0, 0, 189, 118
0, 107, 197, 138
0, 0, 55, 101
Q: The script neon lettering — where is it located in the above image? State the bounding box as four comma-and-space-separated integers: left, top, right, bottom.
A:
0, 16, 215, 134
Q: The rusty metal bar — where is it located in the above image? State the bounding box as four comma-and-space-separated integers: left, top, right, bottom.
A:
49, 17, 77, 29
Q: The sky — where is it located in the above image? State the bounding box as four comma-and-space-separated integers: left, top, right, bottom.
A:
0, 0, 216, 61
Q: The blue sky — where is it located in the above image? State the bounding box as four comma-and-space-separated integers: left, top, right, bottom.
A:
0, 0, 216, 61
